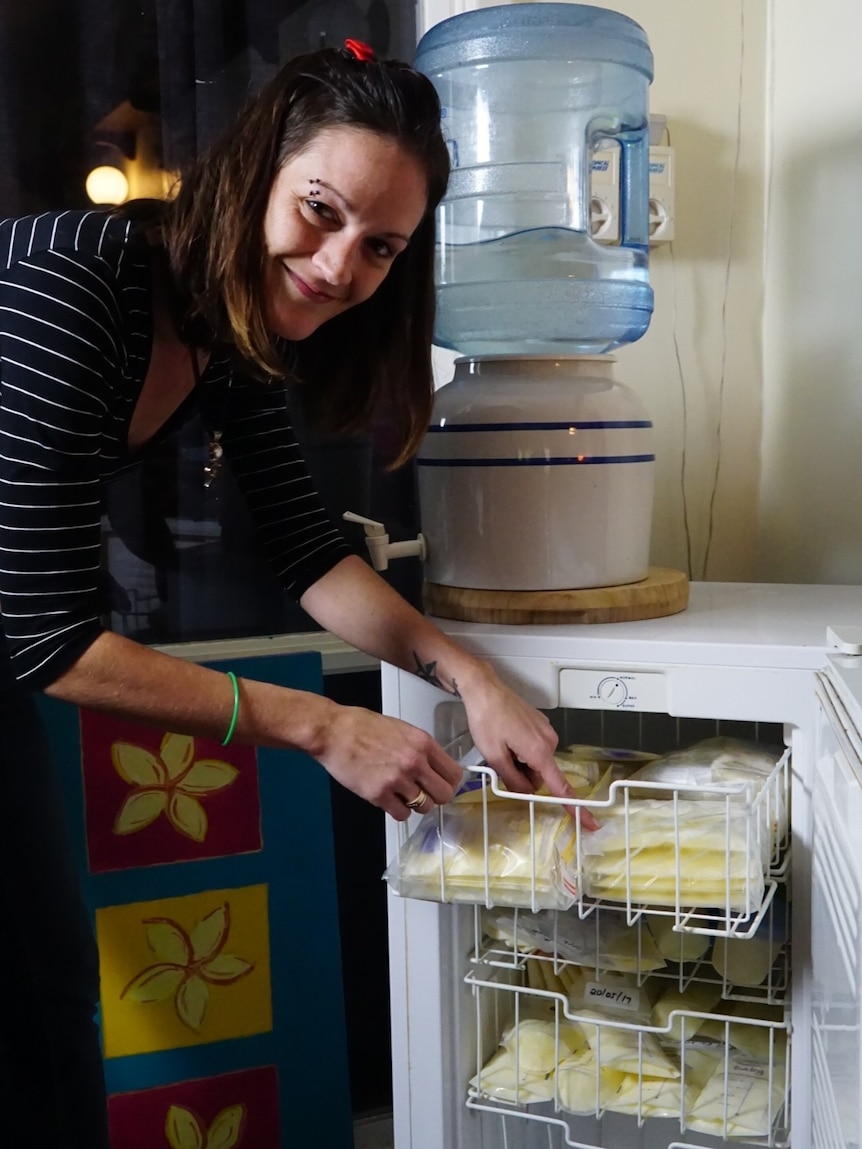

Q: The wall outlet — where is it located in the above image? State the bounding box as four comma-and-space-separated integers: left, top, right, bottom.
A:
648, 145, 675, 243
591, 142, 676, 246
590, 148, 620, 242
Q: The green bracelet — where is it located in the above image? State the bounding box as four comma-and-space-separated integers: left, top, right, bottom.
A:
221, 671, 240, 747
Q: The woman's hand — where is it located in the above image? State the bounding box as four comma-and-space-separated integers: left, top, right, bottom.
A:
458, 661, 600, 830
312, 702, 463, 821
298, 557, 599, 825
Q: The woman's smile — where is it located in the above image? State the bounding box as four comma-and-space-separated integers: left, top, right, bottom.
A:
284, 265, 341, 304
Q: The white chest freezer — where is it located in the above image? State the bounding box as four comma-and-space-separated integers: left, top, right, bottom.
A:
382, 582, 862, 1149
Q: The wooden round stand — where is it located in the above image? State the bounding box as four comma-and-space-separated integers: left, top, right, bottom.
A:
423, 567, 690, 625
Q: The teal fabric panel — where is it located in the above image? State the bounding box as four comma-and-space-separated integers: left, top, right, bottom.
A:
38, 650, 353, 1148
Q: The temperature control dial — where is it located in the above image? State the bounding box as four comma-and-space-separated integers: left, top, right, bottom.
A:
596, 676, 630, 706
559, 669, 667, 712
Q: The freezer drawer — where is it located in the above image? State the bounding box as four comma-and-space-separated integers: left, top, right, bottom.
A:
465, 961, 790, 1145
386, 737, 790, 936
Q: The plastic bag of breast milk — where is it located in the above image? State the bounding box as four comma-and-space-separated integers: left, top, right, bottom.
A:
578, 796, 766, 912
685, 1051, 786, 1139
555, 744, 658, 778
568, 975, 681, 1080
469, 1046, 554, 1105
644, 913, 712, 964
627, 736, 788, 849
501, 1016, 587, 1069
650, 981, 724, 1043
576, 1010, 681, 1080
483, 906, 666, 974
604, 1069, 700, 1120
628, 737, 782, 789
695, 1000, 788, 1063
469, 1016, 584, 1105
384, 780, 579, 909
555, 1046, 627, 1115
602, 1033, 726, 1122
524, 955, 583, 1000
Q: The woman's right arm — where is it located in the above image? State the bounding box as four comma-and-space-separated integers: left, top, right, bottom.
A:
45, 631, 462, 820
0, 232, 461, 817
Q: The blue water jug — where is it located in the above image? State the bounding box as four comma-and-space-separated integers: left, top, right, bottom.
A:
415, 3, 654, 356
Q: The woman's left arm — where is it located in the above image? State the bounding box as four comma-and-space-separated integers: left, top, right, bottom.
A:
300, 554, 576, 801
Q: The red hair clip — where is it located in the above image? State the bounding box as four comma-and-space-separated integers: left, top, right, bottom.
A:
344, 38, 375, 62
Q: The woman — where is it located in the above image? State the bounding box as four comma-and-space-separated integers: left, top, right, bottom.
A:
0, 43, 577, 1147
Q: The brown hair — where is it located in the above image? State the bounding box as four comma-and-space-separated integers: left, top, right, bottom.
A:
155, 48, 449, 466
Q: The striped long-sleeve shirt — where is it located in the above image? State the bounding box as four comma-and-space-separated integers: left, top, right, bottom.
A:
0, 209, 351, 689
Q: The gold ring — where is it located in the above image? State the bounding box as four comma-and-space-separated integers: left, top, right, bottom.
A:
405, 788, 428, 811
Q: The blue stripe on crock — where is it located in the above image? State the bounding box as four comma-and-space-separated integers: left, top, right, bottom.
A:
417, 455, 656, 466
425, 420, 653, 432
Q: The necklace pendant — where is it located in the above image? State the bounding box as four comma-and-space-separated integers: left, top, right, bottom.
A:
204, 430, 223, 488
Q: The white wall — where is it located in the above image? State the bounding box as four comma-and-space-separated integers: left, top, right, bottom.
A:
422, 0, 769, 582
760, 0, 862, 584
599, 0, 768, 582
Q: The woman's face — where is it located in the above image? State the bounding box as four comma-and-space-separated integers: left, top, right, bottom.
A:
262, 125, 429, 341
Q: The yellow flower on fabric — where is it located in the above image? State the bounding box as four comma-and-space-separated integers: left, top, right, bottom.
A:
112, 732, 238, 842
165, 1103, 246, 1149
120, 903, 254, 1030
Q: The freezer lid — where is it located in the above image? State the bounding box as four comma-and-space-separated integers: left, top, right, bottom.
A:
430, 582, 862, 670
823, 651, 862, 743
812, 653, 862, 1149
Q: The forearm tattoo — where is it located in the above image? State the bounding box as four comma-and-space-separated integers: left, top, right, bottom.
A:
412, 653, 462, 698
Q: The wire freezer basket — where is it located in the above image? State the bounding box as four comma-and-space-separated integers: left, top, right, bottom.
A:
385, 744, 791, 936
472, 897, 791, 1007
466, 964, 791, 1147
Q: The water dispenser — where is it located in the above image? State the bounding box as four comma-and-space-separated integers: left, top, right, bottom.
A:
350, 4, 688, 622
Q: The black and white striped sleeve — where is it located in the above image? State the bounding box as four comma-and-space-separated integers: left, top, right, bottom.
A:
0, 248, 122, 687
217, 377, 353, 598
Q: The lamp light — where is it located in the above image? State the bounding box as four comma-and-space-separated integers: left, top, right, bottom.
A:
85, 163, 129, 205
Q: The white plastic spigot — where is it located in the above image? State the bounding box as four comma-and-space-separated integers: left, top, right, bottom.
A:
343, 512, 427, 572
